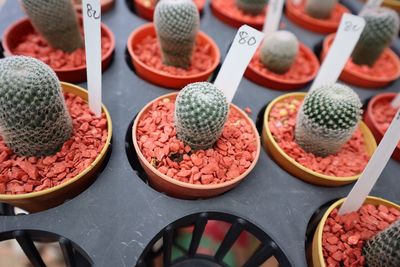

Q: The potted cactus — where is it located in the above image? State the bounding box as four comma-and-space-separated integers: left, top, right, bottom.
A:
0, 56, 112, 212
2, 0, 115, 83
72, 0, 115, 13
127, 0, 220, 89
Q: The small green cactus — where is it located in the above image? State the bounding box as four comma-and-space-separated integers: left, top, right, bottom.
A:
260, 31, 299, 74
154, 0, 200, 69
21, 0, 83, 52
175, 82, 229, 150
235, 0, 268, 15
295, 84, 362, 157
363, 219, 400, 267
0, 56, 73, 157
305, 0, 338, 19
352, 7, 400, 67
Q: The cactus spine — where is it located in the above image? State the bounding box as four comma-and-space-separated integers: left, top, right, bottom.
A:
363, 220, 400, 267
235, 0, 268, 15
21, 0, 83, 52
154, 0, 200, 69
352, 7, 400, 67
0, 56, 73, 157
295, 84, 362, 157
305, 0, 338, 19
175, 82, 229, 150
260, 31, 299, 74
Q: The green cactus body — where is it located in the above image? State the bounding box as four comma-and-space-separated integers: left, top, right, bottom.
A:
295, 84, 362, 157
0, 56, 73, 157
174, 82, 229, 150
235, 0, 268, 15
352, 7, 400, 67
154, 0, 199, 69
260, 31, 299, 74
305, 0, 338, 19
363, 219, 400, 267
22, 0, 83, 52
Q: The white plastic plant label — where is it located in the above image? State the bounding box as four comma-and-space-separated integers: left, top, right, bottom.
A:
339, 108, 400, 215
361, 0, 383, 13
0, 0, 6, 10
391, 93, 400, 108
310, 14, 365, 91
263, 0, 285, 35
214, 25, 264, 103
83, 0, 102, 117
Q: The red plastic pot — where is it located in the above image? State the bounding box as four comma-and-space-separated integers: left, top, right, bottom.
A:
74, 0, 115, 13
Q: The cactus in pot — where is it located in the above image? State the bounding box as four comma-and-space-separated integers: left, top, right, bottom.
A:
260, 31, 299, 74
235, 0, 268, 15
305, 0, 338, 19
352, 7, 400, 67
295, 84, 362, 157
175, 82, 229, 150
21, 0, 83, 52
154, 0, 200, 69
0, 56, 73, 157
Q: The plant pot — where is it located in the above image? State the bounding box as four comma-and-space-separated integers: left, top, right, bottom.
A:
210, 0, 267, 30
134, 0, 206, 21
127, 23, 220, 89
245, 42, 320, 90
383, 0, 400, 12
0, 82, 112, 213
364, 93, 400, 161
74, 0, 115, 13
311, 196, 400, 267
285, 0, 350, 34
131, 93, 260, 199
322, 34, 400, 88
262, 93, 377, 186
2, 17, 115, 83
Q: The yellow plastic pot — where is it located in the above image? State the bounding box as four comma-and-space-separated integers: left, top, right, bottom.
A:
262, 93, 377, 186
383, 0, 400, 12
0, 82, 112, 213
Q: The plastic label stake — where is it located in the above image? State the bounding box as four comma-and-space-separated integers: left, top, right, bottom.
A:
214, 25, 263, 103
263, 0, 285, 35
339, 109, 400, 215
0, 0, 6, 11
83, 0, 102, 117
310, 14, 365, 91
391, 93, 400, 108
361, 0, 383, 13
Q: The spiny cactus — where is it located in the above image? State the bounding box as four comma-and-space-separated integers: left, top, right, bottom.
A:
260, 31, 299, 74
305, 0, 338, 19
352, 7, 400, 67
235, 0, 268, 15
154, 0, 199, 69
0, 56, 73, 157
21, 0, 83, 52
295, 84, 362, 157
175, 82, 229, 150
363, 219, 400, 267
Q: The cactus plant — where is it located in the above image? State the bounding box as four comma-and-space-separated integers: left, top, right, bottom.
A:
175, 82, 229, 150
305, 0, 338, 19
295, 84, 362, 157
154, 0, 200, 69
260, 31, 299, 74
21, 0, 83, 52
352, 7, 400, 67
363, 219, 400, 267
235, 0, 268, 15
0, 56, 73, 157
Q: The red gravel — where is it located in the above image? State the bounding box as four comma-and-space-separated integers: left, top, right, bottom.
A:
347, 50, 399, 78
136, 97, 258, 185
0, 93, 108, 195
268, 97, 370, 177
322, 204, 400, 267
212, 0, 266, 25
372, 97, 398, 133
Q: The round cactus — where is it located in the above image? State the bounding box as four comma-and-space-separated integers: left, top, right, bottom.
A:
352, 7, 400, 67
0, 56, 73, 157
235, 0, 268, 15
21, 0, 83, 52
363, 219, 400, 267
305, 0, 338, 19
260, 31, 299, 74
154, 0, 200, 69
295, 84, 362, 157
175, 82, 229, 150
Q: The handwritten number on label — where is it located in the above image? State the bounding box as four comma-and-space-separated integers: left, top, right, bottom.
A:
87, 4, 100, 19
238, 31, 257, 46
344, 21, 362, 32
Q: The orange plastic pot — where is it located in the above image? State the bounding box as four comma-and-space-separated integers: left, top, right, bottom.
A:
127, 23, 220, 89
2, 17, 115, 83
383, 0, 400, 12
74, 0, 115, 13
285, 0, 349, 34
131, 93, 261, 199
245, 43, 320, 90
322, 34, 400, 88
